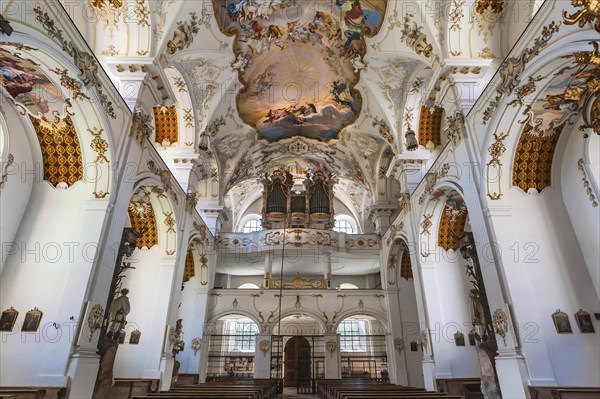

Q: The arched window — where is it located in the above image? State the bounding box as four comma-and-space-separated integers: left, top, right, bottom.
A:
238, 283, 260, 289
333, 219, 354, 234
242, 219, 262, 233
339, 283, 359, 289
337, 320, 366, 351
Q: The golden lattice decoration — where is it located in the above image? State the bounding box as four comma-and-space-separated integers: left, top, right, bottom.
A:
184, 249, 195, 282
28, 114, 83, 187
153, 105, 179, 145
418, 106, 443, 147
512, 123, 563, 193
400, 248, 413, 280
438, 205, 468, 251
127, 200, 159, 249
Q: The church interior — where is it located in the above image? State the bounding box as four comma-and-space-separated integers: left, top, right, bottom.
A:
0, 1, 599, 398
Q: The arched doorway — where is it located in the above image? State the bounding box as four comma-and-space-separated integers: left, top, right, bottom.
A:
284, 336, 311, 387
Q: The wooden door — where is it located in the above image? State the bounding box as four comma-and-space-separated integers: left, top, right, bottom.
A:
284, 336, 311, 387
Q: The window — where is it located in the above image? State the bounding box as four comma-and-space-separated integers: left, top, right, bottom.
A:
242, 219, 262, 233
333, 219, 354, 234
338, 320, 366, 351
238, 283, 260, 289
234, 321, 258, 351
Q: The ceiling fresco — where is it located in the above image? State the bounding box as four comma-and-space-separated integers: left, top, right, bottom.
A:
214, 0, 387, 141
0, 45, 70, 121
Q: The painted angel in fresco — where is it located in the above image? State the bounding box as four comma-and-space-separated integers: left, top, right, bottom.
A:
331, 80, 353, 108
249, 64, 277, 98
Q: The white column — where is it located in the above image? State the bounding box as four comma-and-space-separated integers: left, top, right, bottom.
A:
324, 333, 340, 379
384, 288, 409, 386
66, 196, 132, 399
264, 252, 273, 288
324, 253, 332, 289
254, 334, 271, 379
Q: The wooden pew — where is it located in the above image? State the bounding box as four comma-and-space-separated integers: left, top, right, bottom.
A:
131, 379, 278, 399
530, 386, 600, 399
110, 379, 159, 399
551, 388, 600, 399
0, 389, 46, 399
317, 379, 466, 399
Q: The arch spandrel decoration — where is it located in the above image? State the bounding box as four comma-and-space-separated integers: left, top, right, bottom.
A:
184, 248, 195, 282
153, 105, 179, 146
213, 0, 387, 142
437, 192, 468, 251
400, 248, 412, 280
512, 123, 563, 193
418, 105, 443, 148
128, 193, 159, 249
28, 114, 84, 188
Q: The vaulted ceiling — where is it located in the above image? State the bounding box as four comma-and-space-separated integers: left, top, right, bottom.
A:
64, 0, 535, 231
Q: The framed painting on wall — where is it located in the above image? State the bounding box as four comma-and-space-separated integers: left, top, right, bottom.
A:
0, 307, 18, 332
552, 309, 572, 334
22, 307, 43, 332
575, 310, 595, 333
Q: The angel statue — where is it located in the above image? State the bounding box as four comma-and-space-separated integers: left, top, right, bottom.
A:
108, 288, 130, 337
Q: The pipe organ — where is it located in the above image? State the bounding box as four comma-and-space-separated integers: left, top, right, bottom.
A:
261, 169, 335, 229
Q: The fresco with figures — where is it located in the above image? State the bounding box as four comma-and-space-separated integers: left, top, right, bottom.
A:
215, 0, 387, 141
0, 45, 70, 121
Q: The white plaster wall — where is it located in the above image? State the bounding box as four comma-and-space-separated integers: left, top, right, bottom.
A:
431, 252, 480, 378
560, 129, 600, 298
397, 278, 425, 388
0, 183, 106, 386
0, 108, 35, 273
114, 247, 176, 378
491, 187, 600, 386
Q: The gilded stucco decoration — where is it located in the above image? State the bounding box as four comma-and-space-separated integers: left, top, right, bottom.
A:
147, 160, 179, 204
88, 127, 110, 198
486, 132, 508, 200
563, 0, 600, 32
214, 0, 387, 142
507, 75, 544, 107
492, 308, 509, 347
372, 117, 395, 146
400, 14, 433, 58
444, 112, 464, 147
183, 108, 194, 128
578, 158, 599, 207
132, 109, 153, 145
127, 192, 159, 249
271, 273, 327, 289
449, 0, 465, 31
0, 154, 14, 190
87, 303, 104, 340
167, 12, 201, 54
418, 106, 444, 148
153, 105, 179, 146
474, 0, 506, 42
49, 67, 91, 101
33, 7, 116, 118
184, 249, 195, 282
512, 123, 563, 193
482, 22, 561, 124
29, 114, 84, 188
561, 41, 600, 136
421, 214, 433, 236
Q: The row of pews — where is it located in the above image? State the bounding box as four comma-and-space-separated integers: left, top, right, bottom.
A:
132, 379, 278, 399
317, 380, 465, 399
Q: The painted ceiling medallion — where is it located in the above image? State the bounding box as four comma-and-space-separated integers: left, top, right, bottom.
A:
214, 0, 387, 142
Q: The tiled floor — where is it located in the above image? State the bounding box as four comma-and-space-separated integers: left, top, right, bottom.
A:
278, 387, 318, 398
